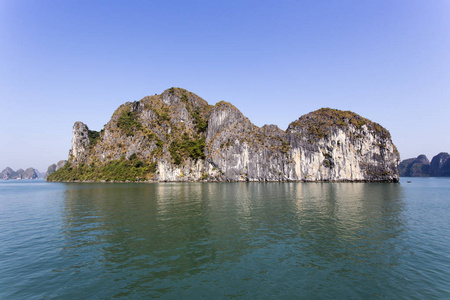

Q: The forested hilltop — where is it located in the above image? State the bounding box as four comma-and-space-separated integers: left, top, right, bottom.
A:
48, 88, 400, 182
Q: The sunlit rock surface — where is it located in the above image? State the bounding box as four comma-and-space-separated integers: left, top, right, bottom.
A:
48, 88, 400, 182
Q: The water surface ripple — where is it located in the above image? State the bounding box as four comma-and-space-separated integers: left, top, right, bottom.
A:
1, 179, 449, 299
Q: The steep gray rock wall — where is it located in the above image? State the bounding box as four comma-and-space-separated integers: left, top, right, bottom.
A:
203, 104, 399, 182
205, 102, 296, 181
287, 126, 399, 181
290, 109, 400, 181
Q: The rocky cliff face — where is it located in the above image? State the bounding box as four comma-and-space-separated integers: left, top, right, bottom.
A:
48, 88, 400, 182
204, 101, 296, 181
286, 108, 399, 181
71, 122, 90, 163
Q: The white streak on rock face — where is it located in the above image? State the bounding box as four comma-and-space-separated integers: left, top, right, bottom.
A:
162, 93, 175, 106
71, 122, 90, 162
155, 159, 205, 181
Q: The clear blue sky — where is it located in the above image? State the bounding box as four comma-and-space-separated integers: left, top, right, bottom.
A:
1, 0, 449, 172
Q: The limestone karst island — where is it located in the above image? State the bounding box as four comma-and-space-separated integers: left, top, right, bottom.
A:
47, 88, 400, 182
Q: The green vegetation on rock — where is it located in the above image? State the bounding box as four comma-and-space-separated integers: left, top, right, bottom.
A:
88, 130, 101, 148
47, 157, 157, 182
291, 108, 391, 139
169, 133, 206, 165
181, 93, 209, 133
192, 109, 208, 133
117, 110, 143, 136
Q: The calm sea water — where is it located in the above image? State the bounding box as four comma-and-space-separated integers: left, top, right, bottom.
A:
1, 178, 449, 299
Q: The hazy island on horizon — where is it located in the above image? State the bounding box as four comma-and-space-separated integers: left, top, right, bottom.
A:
398, 153, 450, 177
0, 167, 42, 180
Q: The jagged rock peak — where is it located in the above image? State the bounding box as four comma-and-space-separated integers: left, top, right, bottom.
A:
206, 100, 253, 142
71, 121, 90, 162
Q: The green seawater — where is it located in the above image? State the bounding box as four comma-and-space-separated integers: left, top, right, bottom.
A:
1, 179, 449, 299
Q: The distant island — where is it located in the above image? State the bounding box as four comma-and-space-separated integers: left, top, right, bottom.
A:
1, 160, 67, 180
398, 153, 450, 177
47, 88, 400, 182
0, 167, 43, 180
44, 160, 67, 178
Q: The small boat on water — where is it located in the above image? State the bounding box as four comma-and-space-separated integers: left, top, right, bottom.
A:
407, 181, 412, 183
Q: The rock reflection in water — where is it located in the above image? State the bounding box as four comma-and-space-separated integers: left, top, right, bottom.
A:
59, 182, 405, 298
